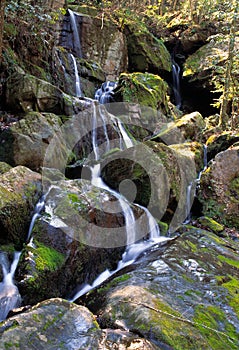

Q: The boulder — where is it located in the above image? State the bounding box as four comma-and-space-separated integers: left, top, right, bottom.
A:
5, 70, 89, 116
0, 166, 42, 247
115, 72, 170, 115
94, 228, 239, 350
101, 141, 197, 232
0, 112, 64, 172
16, 179, 144, 305
206, 131, 239, 161
198, 144, 239, 228
0, 162, 12, 174
0, 298, 101, 349
124, 24, 171, 74
152, 111, 206, 144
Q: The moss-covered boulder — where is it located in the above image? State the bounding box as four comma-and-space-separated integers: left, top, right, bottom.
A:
95, 228, 239, 350
5, 69, 89, 116
0, 112, 62, 172
0, 166, 42, 247
198, 144, 239, 228
101, 141, 196, 232
183, 35, 239, 91
206, 131, 239, 162
197, 216, 224, 234
124, 23, 171, 74
115, 72, 170, 115
16, 178, 145, 305
0, 298, 101, 349
152, 111, 206, 144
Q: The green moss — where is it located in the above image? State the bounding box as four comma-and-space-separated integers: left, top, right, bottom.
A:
193, 304, 238, 349
198, 216, 224, 233
34, 241, 65, 272
221, 276, 239, 318
218, 256, 239, 269
118, 72, 169, 112
158, 221, 168, 236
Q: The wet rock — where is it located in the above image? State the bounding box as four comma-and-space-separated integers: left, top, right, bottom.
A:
0, 298, 101, 349
198, 144, 239, 229
197, 216, 224, 234
101, 141, 197, 232
59, 10, 128, 81
16, 179, 144, 305
0, 112, 62, 172
0, 166, 42, 247
94, 229, 239, 350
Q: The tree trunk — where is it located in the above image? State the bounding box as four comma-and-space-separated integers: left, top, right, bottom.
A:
219, 2, 238, 129
0, 0, 5, 65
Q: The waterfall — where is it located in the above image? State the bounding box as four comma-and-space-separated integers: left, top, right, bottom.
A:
27, 196, 45, 241
70, 53, 82, 98
0, 252, 21, 321
68, 9, 82, 58
172, 59, 182, 109
68, 109, 175, 302
95, 81, 117, 104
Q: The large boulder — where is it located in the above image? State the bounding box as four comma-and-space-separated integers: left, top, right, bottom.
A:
0, 166, 42, 247
124, 23, 171, 74
0, 298, 101, 349
206, 131, 239, 161
101, 141, 197, 232
198, 144, 239, 228
0, 298, 159, 349
16, 179, 144, 305
115, 72, 170, 115
5, 70, 89, 115
0, 112, 62, 172
93, 228, 239, 350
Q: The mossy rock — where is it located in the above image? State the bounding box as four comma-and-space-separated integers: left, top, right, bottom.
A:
197, 216, 224, 234
206, 131, 239, 161
0, 162, 12, 174
116, 72, 170, 115
124, 23, 171, 73
0, 166, 42, 247
198, 145, 239, 229
98, 228, 239, 349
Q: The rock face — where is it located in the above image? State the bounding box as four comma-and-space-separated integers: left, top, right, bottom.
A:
0, 166, 42, 247
0, 298, 158, 349
101, 141, 197, 232
59, 11, 128, 81
199, 144, 239, 228
94, 229, 239, 350
0, 112, 62, 172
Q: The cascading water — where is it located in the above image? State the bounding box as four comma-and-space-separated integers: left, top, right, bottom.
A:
0, 252, 21, 321
68, 9, 82, 58
95, 81, 117, 104
70, 53, 82, 98
172, 59, 182, 109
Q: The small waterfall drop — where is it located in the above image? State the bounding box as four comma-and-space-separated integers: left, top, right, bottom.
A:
27, 196, 45, 241
172, 59, 182, 109
68, 9, 82, 58
70, 53, 82, 98
95, 81, 117, 104
0, 252, 21, 321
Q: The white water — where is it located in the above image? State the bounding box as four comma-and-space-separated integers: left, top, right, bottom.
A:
172, 60, 181, 109
68, 9, 82, 58
70, 53, 82, 98
95, 81, 117, 104
27, 196, 45, 241
69, 115, 173, 301
0, 252, 21, 321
